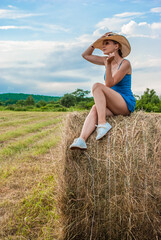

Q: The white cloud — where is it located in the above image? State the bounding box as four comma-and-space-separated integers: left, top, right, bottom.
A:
150, 7, 161, 13
95, 11, 161, 41
50, 69, 94, 80
132, 56, 161, 69
0, 25, 33, 30
0, 41, 57, 70
1, 8, 161, 96
0, 9, 43, 19
42, 24, 70, 33
76, 34, 95, 45
0, 24, 70, 33
132, 70, 161, 96
95, 17, 128, 32
35, 81, 91, 95
151, 22, 161, 29
114, 12, 143, 18
8, 5, 17, 9
121, 20, 161, 38
0, 39, 104, 95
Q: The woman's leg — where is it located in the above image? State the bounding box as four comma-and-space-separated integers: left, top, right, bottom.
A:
80, 105, 114, 141
80, 105, 97, 141
92, 83, 130, 124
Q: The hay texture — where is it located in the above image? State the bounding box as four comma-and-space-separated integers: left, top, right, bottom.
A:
60, 111, 161, 240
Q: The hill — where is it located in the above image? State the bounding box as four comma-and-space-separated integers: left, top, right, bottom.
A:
0, 93, 61, 103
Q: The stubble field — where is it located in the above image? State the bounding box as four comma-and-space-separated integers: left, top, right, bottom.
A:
0, 111, 160, 240
0, 111, 67, 239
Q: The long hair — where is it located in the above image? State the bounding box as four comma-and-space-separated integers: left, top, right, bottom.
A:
112, 40, 123, 57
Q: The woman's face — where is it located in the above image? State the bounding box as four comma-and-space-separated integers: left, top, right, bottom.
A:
102, 40, 118, 55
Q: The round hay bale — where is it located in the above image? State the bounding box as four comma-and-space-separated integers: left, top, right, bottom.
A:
59, 111, 161, 240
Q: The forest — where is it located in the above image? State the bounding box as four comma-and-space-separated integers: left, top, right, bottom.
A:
0, 88, 161, 112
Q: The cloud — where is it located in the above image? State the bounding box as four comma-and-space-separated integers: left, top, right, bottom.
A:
95, 9, 161, 39
121, 20, 161, 38
131, 69, 161, 96
151, 22, 161, 29
1, 8, 161, 96
95, 11, 161, 40
95, 17, 128, 32
0, 9, 43, 19
42, 24, 70, 33
132, 56, 161, 70
35, 81, 92, 96
8, 5, 17, 9
0, 26, 33, 30
150, 7, 161, 13
0, 24, 70, 33
114, 12, 143, 18
0, 40, 102, 95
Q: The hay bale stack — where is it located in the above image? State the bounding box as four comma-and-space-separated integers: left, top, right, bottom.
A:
60, 111, 161, 240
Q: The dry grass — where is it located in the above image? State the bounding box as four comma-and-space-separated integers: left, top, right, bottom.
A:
0, 111, 66, 239
1, 110, 161, 240
59, 111, 161, 240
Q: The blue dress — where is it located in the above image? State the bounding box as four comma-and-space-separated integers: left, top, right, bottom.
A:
104, 60, 136, 113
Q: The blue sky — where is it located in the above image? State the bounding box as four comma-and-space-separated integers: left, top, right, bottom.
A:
0, 0, 161, 96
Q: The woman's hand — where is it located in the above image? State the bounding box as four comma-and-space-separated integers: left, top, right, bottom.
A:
96, 32, 113, 42
104, 52, 115, 67
102, 32, 113, 37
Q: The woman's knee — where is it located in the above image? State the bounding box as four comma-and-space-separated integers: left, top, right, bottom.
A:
106, 108, 114, 117
90, 104, 97, 116
91, 104, 97, 112
92, 82, 104, 94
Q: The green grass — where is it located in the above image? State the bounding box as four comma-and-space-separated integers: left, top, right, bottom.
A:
0, 117, 62, 143
0, 128, 61, 180
0, 126, 59, 159
31, 136, 61, 156
0, 111, 66, 239
1, 176, 59, 240
0, 115, 49, 127
9, 176, 58, 239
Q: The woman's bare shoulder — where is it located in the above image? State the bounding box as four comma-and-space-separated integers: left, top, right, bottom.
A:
123, 59, 131, 65
121, 59, 132, 73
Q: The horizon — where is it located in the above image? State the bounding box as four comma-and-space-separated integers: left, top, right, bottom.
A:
0, 92, 62, 97
0, 87, 160, 98
0, 0, 161, 96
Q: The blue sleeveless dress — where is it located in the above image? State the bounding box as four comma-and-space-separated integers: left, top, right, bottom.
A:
104, 60, 136, 113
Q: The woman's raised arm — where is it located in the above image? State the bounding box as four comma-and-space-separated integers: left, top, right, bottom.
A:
82, 33, 113, 65
82, 45, 106, 65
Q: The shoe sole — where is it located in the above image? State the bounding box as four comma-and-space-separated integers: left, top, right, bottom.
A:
70, 146, 87, 150
96, 127, 112, 140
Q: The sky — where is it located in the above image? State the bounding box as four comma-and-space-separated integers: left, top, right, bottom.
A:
0, 0, 161, 97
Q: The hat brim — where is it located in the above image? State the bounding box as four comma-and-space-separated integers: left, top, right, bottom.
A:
93, 34, 131, 58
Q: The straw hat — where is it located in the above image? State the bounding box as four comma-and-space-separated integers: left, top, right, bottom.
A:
93, 32, 131, 57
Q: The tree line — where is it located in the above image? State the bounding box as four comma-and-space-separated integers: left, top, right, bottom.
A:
0, 88, 161, 112
0, 93, 60, 104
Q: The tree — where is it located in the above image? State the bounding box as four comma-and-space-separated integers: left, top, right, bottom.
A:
135, 88, 161, 112
71, 89, 90, 102
16, 100, 26, 106
60, 94, 76, 108
25, 95, 35, 105
141, 88, 159, 104
4, 99, 17, 106
36, 100, 47, 108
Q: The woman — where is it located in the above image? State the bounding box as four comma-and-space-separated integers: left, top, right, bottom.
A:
70, 32, 136, 150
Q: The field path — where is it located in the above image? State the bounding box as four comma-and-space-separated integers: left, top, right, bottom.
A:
0, 111, 67, 239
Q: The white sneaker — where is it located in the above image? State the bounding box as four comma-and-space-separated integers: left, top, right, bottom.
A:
69, 137, 87, 150
96, 122, 112, 140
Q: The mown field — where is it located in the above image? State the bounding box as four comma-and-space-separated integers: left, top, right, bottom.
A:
0, 111, 67, 240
